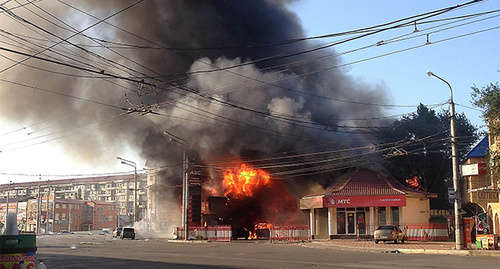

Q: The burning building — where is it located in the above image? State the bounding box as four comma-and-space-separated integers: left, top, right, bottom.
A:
200, 162, 302, 239
1, 1, 394, 237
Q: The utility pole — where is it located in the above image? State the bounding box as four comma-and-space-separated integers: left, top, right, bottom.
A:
46, 182, 50, 233
6, 181, 12, 218
37, 177, 41, 234
117, 157, 138, 223
164, 131, 189, 240
427, 71, 464, 250
68, 203, 72, 232
52, 187, 56, 233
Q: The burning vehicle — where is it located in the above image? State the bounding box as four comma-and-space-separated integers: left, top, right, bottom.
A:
253, 223, 272, 239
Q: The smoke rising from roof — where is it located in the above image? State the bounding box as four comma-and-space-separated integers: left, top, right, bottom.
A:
0, 0, 391, 190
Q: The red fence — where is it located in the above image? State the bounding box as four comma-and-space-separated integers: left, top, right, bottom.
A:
358, 223, 449, 241
270, 225, 311, 243
176, 225, 232, 241
404, 223, 449, 241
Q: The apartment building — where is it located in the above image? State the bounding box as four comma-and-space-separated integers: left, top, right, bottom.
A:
0, 173, 146, 232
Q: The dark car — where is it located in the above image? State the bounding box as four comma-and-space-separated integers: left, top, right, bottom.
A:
112, 227, 123, 238
121, 227, 135, 239
374, 225, 405, 244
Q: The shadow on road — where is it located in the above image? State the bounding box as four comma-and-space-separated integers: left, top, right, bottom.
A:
35, 253, 234, 269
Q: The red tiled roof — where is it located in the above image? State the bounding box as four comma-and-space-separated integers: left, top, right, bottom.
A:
324, 169, 435, 198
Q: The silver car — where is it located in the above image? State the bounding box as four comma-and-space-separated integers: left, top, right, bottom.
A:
374, 225, 405, 244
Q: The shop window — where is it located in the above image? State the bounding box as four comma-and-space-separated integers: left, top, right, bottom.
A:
378, 207, 386, 224
347, 212, 355, 234
357, 212, 366, 234
337, 212, 346, 234
390, 207, 399, 224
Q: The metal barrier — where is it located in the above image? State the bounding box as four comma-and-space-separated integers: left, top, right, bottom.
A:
270, 225, 311, 243
176, 225, 232, 241
359, 223, 449, 241
405, 223, 449, 241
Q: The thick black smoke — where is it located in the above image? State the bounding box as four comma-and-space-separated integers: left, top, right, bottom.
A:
0, 0, 391, 192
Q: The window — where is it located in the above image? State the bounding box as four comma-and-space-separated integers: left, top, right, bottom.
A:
378, 207, 386, 224
337, 212, 346, 234
390, 207, 400, 224
356, 212, 366, 234
56, 204, 60, 209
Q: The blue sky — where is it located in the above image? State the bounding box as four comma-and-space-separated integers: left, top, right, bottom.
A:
290, 0, 499, 131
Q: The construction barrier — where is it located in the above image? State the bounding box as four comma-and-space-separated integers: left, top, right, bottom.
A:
270, 225, 311, 243
175, 225, 232, 241
405, 223, 449, 241
358, 223, 449, 242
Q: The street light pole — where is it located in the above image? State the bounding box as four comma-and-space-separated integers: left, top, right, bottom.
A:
6, 181, 12, 217
427, 71, 464, 250
164, 131, 189, 240
117, 157, 138, 223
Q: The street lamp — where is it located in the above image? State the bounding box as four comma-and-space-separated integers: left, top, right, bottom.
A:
117, 157, 138, 223
427, 71, 464, 250
6, 181, 12, 217
164, 131, 189, 240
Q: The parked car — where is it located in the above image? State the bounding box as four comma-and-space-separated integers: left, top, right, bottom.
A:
374, 225, 405, 244
120, 227, 135, 239
59, 230, 73, 234
113, 227, 123, 238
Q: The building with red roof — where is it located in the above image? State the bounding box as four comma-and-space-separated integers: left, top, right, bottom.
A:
300, 169, 437, 239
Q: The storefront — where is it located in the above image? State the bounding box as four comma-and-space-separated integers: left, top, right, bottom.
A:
300, 169, 436, 239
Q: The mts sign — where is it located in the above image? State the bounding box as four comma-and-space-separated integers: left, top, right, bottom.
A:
323, 195, 406, 207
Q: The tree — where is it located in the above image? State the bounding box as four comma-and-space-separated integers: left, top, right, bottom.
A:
471, 82, 500, 184
377, 104, 478, 208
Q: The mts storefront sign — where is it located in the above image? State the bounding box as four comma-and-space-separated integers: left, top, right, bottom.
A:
323, 195, 406, 208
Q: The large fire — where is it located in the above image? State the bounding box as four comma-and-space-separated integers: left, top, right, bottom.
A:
222, 164, 271, 198
202, 162, 304, 239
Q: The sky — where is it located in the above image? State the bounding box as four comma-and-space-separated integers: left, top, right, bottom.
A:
0, 0, 498, 184
290, 0, 499, 127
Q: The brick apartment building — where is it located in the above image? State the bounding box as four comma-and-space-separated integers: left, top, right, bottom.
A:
23, 196, 117, 233
0, 174, 143, 233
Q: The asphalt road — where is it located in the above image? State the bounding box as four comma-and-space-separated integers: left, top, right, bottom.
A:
34, 234, 499, 269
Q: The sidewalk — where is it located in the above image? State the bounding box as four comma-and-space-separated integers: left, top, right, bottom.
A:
310, 239, 500, 257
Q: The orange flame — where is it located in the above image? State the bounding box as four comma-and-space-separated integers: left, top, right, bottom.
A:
222, 163, 270, 198
406, 176, 423, 191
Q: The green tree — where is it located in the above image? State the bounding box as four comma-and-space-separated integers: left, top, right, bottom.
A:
471, 82, 500, 183
377, 104, 478, 208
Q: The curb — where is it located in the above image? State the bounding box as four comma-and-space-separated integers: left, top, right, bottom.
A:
398, 248, 500, 257
309, 241, 500, 257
